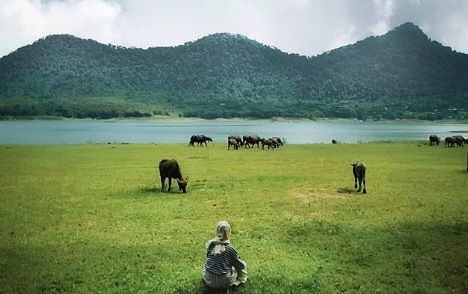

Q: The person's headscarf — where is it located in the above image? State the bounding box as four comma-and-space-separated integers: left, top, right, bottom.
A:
205, 221, 231, 255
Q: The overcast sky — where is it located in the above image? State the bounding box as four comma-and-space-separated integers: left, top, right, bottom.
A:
0, 0, 467, 58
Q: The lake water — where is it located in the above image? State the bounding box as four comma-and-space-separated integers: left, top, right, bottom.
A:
0, 119, 466, 144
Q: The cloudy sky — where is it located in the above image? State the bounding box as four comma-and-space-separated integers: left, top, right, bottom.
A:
0, 0, 467, 58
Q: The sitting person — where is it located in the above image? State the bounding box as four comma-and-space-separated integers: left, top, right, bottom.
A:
203, 221, 247, 289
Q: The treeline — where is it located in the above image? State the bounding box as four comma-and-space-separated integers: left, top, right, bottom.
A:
2, 93, 465, 121
0, 97, 174, 119
0, 22, 467, 120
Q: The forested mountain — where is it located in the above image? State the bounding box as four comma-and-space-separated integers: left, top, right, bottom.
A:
0, 22, 467, 120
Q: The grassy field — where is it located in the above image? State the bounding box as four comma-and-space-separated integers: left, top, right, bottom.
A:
0, 142, 467, 293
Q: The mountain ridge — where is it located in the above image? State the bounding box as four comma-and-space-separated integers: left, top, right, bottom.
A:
0, 22, 467, 120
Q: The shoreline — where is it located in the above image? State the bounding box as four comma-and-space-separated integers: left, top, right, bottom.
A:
0, 115, 467, 125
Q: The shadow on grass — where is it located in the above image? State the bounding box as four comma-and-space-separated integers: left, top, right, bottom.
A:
136, 185, 186, 195
336, 187, 355, 194
281, 219, 468, 292
138, 186, 160, 193
175, 278, 248, 294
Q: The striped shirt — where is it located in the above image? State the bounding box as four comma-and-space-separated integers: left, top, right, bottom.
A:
204, 243, 246, 275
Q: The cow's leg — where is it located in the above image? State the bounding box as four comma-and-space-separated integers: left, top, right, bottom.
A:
161, 176, 166, 191
357, 178, 362, 192
354, 176, 358, 189
362, 178, 367, 194
168, 178, 172, 191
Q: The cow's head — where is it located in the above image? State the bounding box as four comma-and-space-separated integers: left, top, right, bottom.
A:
177, 177, 188, 193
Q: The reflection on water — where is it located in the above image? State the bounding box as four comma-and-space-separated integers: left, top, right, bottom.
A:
0, 119, 466, 144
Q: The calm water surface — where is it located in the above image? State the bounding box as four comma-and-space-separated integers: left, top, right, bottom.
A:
0, 119, 466, 144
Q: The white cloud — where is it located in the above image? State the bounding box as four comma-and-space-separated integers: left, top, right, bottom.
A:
371, 0, 395, 35
440, 10, 468, 53
327, 26, 359, 52
0, 0, 467, 57
0, 0, 121, 56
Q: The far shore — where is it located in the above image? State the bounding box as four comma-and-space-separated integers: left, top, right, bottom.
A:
1, 115, 467, 125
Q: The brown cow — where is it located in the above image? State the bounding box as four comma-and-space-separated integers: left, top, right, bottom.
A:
243, 135, 261, 148
159, 159, 188, 193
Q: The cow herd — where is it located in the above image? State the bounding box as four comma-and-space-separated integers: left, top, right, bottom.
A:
159, 134, 370, 195
188, 134, 284, 150
429, 135, 467, 147
158, 133, 467, 194
229, 135, 284, 150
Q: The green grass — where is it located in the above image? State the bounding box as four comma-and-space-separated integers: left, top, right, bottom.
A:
0, 142, 467, 293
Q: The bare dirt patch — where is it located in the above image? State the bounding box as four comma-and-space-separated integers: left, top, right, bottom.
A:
291, 186, 354, 203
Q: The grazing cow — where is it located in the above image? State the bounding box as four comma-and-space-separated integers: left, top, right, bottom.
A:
261, 138, 276, 150
243, 135, 261, 148
453, 135, 466, 147
270, 137, 280, 148
429, 135, 440, 146
271, 136, 284, 147
188, 135, 213, 147
332, 139, 338, 144
445, 136, 457, 148
158, 159, 188, 193
228, 135, 243, 147
228, 138, 240, 150
352, 162, 367, 194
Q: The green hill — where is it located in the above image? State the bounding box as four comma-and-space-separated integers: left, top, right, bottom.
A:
0, 22, 467, 120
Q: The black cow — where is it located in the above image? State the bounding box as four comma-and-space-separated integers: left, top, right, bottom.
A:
453, 135, 466, 147
261, 138, 276, 150
271, 137, 284, 147
228, 135, 243, 147
270, 137, 280, 148
188, 135, 213, 147
445, 136, 457, 148
158, 159, 188, 193
429, 135, 440, 146
352, 162, 367, 194
243, 135, 261, 148
228, 138, 240, 150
